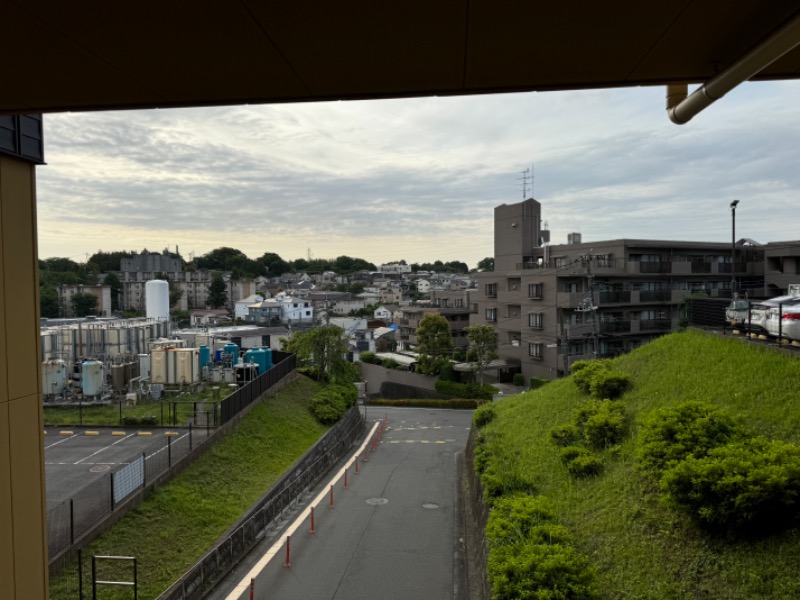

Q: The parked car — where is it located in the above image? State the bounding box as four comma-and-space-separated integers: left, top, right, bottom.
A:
725, 299, 750, 325
749, 295, 800, 333
765, 303, 800, 340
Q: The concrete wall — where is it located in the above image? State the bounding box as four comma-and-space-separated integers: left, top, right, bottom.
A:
358, 362, 438, 397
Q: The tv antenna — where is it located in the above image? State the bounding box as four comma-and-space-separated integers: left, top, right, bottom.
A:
517, 164, 535, 198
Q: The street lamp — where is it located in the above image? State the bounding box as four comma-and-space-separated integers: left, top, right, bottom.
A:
730, 200, 739, 296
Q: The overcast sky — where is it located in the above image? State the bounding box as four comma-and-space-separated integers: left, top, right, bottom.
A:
36, 81, 800, 270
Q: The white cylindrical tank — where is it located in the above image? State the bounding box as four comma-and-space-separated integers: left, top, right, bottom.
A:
42, 359, 68, 395
81, 360, 104, 396
146, 279, 170, 320
139, 354, 151, 379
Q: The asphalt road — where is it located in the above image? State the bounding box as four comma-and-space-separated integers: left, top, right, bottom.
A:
209, 406, 474, 600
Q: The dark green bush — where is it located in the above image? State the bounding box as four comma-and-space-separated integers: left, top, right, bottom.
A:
549, 424, 579, 447
661, 437, 800, 532
486, 493, 557, 546
529, 377, 549, 390
473, 403, 497, 429
512, 373, 525, 387
571, 360, 610, 395
439, 362, 459, 382
309, 387, 348, 424
435, 379, 497, 400
582, 400, 626, 449
637, 400, 742, 474
359, 351, 376, 364
560, 446, 603, 477
589, 370, 631, 399
381, 358, 398, 369
488, 541, 599, 600
560, 446, 589, 464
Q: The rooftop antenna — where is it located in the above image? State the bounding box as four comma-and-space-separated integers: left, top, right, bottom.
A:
530, 163, 535, 198
517, 167, 531, 198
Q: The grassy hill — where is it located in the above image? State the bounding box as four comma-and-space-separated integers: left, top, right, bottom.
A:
479, 329, 800, 599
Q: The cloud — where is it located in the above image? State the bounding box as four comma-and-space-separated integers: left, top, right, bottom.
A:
36, 81, 800, 268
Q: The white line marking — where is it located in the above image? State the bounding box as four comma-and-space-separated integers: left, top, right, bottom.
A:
44, 434, 80, 449
224, 420, 382, 600
74, 433, 135, 465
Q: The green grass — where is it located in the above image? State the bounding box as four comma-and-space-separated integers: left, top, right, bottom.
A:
44, 387, 223, 427
479, 329, 800, 599
49, 376, 327, 599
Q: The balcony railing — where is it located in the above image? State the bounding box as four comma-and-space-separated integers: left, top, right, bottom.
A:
597, 291, 631, 304
639, 290, 672, 302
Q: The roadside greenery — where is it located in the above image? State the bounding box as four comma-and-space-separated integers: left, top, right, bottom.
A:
476, 329, 800, 599
49, 377, 328, 600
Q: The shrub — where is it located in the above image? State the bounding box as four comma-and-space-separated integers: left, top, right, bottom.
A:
439, 362, 459, 382
560, 446, 589, 464
309, 387, 349, 424
122, 415, 157, 427
571, 360, 610, 395
488, 541, 599, 600
359, 351, 376, 364
637, 400, 742, 474
512, 373, 525, 387
473, 403, 497, 429
661, 437, 800, 532
582, 401, 626, 449
435, 379, 497, 400
589, 370, 631, 399
566, 453, 603, 478
549, 424, 579, 447
381, 358, 398, 369
486, 493, 557, 546
529, 377, 549, 390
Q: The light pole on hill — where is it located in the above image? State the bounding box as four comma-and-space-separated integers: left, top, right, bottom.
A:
730, 199, 739, 296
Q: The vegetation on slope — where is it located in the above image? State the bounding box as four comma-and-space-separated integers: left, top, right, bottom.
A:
50, 377, 327, 600
478, 329, 800, 599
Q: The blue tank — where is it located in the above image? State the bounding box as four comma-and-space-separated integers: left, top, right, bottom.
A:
199, 345, 211, 370
244, 348, 267, 374
222, 343, 239, 365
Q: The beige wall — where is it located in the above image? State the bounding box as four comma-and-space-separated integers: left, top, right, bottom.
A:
0, 155, 48, 599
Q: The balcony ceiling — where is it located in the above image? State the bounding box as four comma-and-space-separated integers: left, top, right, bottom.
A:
2, 1, 800, 115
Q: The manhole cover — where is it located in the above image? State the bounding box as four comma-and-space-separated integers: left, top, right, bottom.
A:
90, 465, 111, 472
366, 497, 389, 506
422, 502, 440, 510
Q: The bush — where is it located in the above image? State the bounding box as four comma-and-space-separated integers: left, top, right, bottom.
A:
589, 370, 631, 399
560, 446, 603, 477
571, 360, 610, 395
488, 541, 598, 600
637, 400, 742, 474
309, 386, 350, 424
530, 377, 549, 390
473, 403, 497, 429
549, 424, 579, 447
435, 379, 497, 400
486, 493, 557, 546
661, 437, 800, 532
122, 415, 157, 427
439, 362, 459, 382
512, 373, 525, 387
582, 400, 626, 449
359, 351, 377, 364
381, 358, 398, 369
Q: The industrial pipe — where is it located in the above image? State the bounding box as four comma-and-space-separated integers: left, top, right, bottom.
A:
668, 14, 800, 124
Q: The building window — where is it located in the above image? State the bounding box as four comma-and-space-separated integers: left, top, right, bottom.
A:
485, 283, 497, 297
528, 342, 544, 359
455, 298, 464, 308
485, 308, 497, 322
528, 283, 543, 299
508, 278, 520, 291
528, 312, 544, 329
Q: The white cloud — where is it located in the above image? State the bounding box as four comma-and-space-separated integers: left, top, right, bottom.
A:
36, 81, 800, 268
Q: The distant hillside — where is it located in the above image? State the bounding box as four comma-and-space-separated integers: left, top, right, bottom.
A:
478, 329, 800, 599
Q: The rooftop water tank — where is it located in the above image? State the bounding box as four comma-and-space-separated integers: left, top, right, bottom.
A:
145, 279, 170, 321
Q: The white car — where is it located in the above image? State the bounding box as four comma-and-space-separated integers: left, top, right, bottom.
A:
750, 295, 800, 333
725, 299, 750, 326
765, 303, 800, 340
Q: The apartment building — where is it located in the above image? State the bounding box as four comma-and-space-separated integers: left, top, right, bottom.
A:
57, 284, 112, 317
397, 305, 471, 351
473, 199, 766, 381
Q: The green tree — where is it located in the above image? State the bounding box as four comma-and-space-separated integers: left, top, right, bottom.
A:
285, 325, 358, 383
416, 312, 453, 375
168, 279, 183, 308
196, 247, 263, 278
87, 250, 134, 272
466, 325, 498, 384
40, 286, 60, 318
71, 292, 98, 317
257, 252, 290, 276
477, 257, 495, 272
208, 272, 227, 308
103, 272, 122, 311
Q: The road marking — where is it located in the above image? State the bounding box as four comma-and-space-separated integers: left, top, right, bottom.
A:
74, 433, 135, 465
224, 420, 383, 600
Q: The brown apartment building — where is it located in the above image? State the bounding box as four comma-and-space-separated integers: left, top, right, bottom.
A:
473, 199, 767, 381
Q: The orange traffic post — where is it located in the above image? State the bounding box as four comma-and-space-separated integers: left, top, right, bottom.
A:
344, 467, 348, 489
329, 484, 334, 508
310, 506, 316, 534
283, 535, 292, 568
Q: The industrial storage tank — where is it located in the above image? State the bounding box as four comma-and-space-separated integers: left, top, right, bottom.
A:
150, 348, 200, 385
263, 347, 273, 370
243, 348, 266, 374
139, 354, 151, 379
199, 345, 211, 371
42, 359, 68, 395
222, 343, 239, 365
150, 349, 168, 384
145, 279, 170, 321
81, 360, 104, 397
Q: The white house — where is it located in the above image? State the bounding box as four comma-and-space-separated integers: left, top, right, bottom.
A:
373, 305, 392, 321
235, 294, 264, 320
